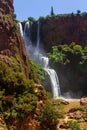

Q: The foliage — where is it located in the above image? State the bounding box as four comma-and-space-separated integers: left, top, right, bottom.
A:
29, 60, 45, 83
73, 44, 82, 53
51, 6, 54, 16
39, 16, 46, 21
48, 46, 64, 63
13, 22, 19, 35
0, 61, 38, 119
38, 99, 64, 129
11, 56, 21, 72
27, 17, 35, 22
77, 10, 81, 16
48, 43, 87, 65
14, 92, 38, 116
13, 13, 19, 23
68, 121, 80, 130
71, 106, 85, 112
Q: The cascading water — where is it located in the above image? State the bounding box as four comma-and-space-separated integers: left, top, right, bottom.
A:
18, 21, 61, 99
36, 21, 40, 51
35, 21, 61, 98
23, 22, 35, 59
41, 56, 61, 98
18, 22, 23, 36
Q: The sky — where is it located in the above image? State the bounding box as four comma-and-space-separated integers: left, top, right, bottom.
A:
14, 0, 87, 21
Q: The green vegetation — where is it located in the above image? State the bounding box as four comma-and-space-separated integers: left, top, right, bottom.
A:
11, 56, 21, 72
13, 13, 19, 23
0, 61, 38, 119
29, 60, 45, 83
48, 43, 87, 65
68, 121, 80, 130
51, 6, 54, 16
24, 10, 87, 23
39, 16, 46, 21
71, 106, 85, 112
0, 60, 67, 129
27, 17, 35, 22
37, 10, 87, 22
38, 99, 65, 130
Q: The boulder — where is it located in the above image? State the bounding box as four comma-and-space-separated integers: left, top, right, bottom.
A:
80, 97, 87, 106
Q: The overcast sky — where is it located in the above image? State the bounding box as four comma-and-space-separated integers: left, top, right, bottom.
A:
14, 0, 87, 21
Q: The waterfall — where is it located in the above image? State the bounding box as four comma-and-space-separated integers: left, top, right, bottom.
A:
20, 21, 61, 99
41, 56, 61, 98
18, 22, 23, 36
23, 22, 34, 58
36, 21, 40, 51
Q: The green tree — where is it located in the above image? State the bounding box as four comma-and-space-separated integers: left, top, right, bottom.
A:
51, 6, 54, 16
28, 17, 35, 22
77, 10, 81, 16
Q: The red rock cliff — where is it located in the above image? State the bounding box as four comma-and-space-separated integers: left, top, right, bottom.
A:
41, 15, 87, 51
0, 0, 29, 77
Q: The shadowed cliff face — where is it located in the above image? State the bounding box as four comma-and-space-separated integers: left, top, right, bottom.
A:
41, 16, 87, 51
31, 15, 87, 52
0, 0, 29, 77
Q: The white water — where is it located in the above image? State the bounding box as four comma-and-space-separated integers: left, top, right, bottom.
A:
18, 22, 23, 36
23, 22, 36, 59
41, 56, 61, 98
18, 21, 61, 99
36, 21, 40, 51
36, 21, 61, 98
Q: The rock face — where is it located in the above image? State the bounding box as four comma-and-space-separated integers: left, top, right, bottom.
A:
0, 0, 29, 77
41, 16, 87, 51
31, 15, 87, 52
51, 63, 87, 97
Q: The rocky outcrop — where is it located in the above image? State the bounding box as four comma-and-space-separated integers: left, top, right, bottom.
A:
80, 97, 87, 106
0, 0, 29, 77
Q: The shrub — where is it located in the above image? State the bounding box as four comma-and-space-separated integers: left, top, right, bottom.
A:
0, 61, 38, 119
48, 46, 64, 63
27, 17, 35, 22
48, 43, 87, 65
68, 121, 80, 130
39, 16, 46, 21
29, 60, 45, 83
14, 92, 38, 116
38, 100, 64, 129
73, 44, 82, 53
71, 106, 85, 112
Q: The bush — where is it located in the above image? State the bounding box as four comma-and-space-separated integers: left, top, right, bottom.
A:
71, 106, 85, 112
14, 92, 38, 116
39, 16, 46, 21
68, 121, 80, 130
73, 44, 82, 53
29, 60, 45, 83
38, 100, 64, 129
27, 17, 35, 22
0, 61, 38, 119
48, 43, 87, 65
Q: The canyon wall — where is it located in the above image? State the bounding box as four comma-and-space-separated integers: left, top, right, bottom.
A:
0, 0, 29, 77
31, 15, 87, 52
